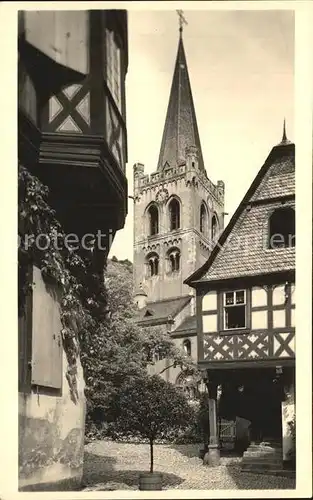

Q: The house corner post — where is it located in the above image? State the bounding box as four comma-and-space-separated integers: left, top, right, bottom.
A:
203, 378, 220, 466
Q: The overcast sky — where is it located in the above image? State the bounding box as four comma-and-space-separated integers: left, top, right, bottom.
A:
109, 9, 294, 261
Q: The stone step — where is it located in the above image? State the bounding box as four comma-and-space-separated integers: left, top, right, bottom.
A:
242, 467, 291, 476
249, 442, 282, 445
248, 444, 282, 451
241, 442, 284, 473
243, 454, 283, 461
242, 462, 283, 471
242, 457, 283, 465
242, 462, 283, 470
244, 452, 282, 459
244, 448, 283, 454
241, 441, 283, 474
242, 453, 283, 461
245, 447, 282, 454
243, 450, 283, 458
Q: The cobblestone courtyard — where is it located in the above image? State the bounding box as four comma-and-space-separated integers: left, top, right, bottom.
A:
82, 440, 295, 491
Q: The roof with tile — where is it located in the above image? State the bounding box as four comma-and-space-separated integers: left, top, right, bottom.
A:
138, 295, 191, 326
171, 315, 197, 336
251, 155, 294, 201
185, 137, 295, 285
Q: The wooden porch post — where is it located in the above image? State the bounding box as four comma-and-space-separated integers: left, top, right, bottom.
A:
203, 379, 221, 466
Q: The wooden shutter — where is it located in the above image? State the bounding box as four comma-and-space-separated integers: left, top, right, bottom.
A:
31, 266, 62, 390
18, 264, 33, 392
18, 313, 28, 390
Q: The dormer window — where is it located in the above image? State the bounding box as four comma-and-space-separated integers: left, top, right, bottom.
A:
268, 207, 295, 249
223, 290, 246, 330
169, 198, 180, 231
147, 205, 159, 236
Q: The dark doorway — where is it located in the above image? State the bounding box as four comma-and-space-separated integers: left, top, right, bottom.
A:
220, 370, 283, 445
246, 377, 282, 443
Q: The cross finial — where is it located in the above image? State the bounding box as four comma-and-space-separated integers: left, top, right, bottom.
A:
176, 10, 188, 36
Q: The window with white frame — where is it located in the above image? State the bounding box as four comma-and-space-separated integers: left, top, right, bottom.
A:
106, 29, 122, 111
223, 290, 246, 330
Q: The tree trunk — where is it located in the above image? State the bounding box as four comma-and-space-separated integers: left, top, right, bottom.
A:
149, 438, 154, 473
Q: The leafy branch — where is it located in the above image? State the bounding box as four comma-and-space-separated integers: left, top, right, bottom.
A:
18, 163, 108, 403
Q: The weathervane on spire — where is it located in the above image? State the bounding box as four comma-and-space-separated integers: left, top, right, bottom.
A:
176, 10, 188, 35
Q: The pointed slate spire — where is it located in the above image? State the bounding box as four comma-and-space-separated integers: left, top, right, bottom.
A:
157, 29, 206, 171
279, 118, 291, 145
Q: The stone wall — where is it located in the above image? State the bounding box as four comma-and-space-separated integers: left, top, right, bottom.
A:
19, 357, 86, 491
19, 268, 86, 491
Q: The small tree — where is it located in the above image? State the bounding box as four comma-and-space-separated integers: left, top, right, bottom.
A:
83, 258, 199, 438
108, 375, 195, 473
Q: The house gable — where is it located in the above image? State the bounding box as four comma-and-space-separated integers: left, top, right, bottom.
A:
185, 140, 295, 285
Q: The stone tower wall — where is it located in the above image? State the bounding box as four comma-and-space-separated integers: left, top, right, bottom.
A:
133, 161, 225, 302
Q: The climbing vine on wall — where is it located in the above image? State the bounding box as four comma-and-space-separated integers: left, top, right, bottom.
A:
18, 163, 108, 402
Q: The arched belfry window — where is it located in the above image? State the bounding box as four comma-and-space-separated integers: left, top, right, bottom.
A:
167, 247, 180, 273
268, 207, 295, 249
211, 214, 218, 241
200, 203, 208, 234
147, 205, 159, 236
183, 339, 191, 357
169, 198, 180, 231
146, 253, 159, 277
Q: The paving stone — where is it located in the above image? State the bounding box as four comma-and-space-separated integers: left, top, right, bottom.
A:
82, 440, 295, 490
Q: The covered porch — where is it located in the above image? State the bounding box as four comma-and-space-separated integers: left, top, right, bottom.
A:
199, 364, 295, 471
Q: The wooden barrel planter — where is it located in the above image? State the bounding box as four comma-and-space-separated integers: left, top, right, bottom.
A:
139, 472, 162, 491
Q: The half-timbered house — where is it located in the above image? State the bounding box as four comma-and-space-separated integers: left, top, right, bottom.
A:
185, 127, 295, 471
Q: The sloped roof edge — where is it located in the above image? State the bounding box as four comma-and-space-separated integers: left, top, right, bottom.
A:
137, 295, 191, 326
184, 141, 295, 286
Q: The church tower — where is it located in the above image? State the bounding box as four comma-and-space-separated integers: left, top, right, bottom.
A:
133, 18, 225, 306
